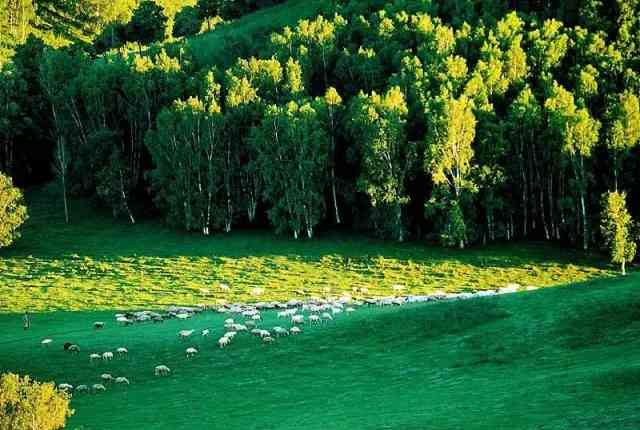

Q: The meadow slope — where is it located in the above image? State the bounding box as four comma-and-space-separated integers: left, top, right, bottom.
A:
0, 189, 612, 312
0, 275, 638, 429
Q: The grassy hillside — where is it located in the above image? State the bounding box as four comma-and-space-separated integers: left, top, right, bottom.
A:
0, 188, 612, 313
0, 274, 638, 429
174, 0, 325, 68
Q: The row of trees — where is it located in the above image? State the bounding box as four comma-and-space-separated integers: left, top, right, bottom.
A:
0, 0, 639, 269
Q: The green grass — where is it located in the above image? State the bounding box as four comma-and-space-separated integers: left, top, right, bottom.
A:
0, 188, 613, 313
168, 0, 325, 68
0, 274, 638, 429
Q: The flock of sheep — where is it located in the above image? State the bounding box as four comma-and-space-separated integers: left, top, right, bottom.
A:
39, 282, 528, 395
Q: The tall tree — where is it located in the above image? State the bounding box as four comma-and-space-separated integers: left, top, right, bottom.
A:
425, 94, 477, 248
351, 86, 412, 242
607, 91, 640, 190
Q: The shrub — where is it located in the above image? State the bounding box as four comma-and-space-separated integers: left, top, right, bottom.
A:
0, 172, 28, 248
0, 373, 73, 430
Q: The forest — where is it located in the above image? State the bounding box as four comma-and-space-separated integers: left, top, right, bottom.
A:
0, 0, 639, 257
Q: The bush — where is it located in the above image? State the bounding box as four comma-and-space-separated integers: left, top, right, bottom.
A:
0, 373, 73, 430
0, 172, 28, 248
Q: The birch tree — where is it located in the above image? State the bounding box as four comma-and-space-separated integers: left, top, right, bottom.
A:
425, 93, 477, 248
601, 191, 637, 275
351, 86, 412, 242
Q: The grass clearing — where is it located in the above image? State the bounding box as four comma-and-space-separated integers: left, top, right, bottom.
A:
0, 188, 613, 312
0, 275, 638, 429
168, 0, 325, 68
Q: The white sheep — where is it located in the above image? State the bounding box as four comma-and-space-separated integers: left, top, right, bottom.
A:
93, 321, 105, 329
102, 352, 114, 361
224, 318, 235, 325
290, 326, 301, 335
154, 365, 171, 376
331, 307, 342, 315
115, 377, 130, 385
178, 330, 194, 339
291, 315, 304, 324
100, 373, 113, 382
92, 384, 106, 392
117, 316, 132, 325
57, 383, 73, 391
251, 313, 262, 321
185, 347, 198, 358
245, 320, 256, 329
232, 324, 247, 332
68, 344, 80, 354
273, 327, 289, 337
219, 283, 231, 292
89, 353, 101, 361
346, 307, 355, 314
277, 311, 288, 319
201, 329, 210, 337
176, 313, 191, 320
262, 329, 272, 338
41, 338, 52, 347
75, 385, 89, 393
116, 347, 128, 356
309, 315, 320, 324
224, 331, 237, 339
218, 336, 230, 348
262, 336, 274, 343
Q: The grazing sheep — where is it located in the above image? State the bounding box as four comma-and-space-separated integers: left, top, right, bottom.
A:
290, 326, 301, 335
273, 327, 289, 337
262, 336, 274, 343
100, 373, 113, 382
176, 313, 191, 320
258, 329, 271, 338
201, 329, 210, 337
116, 347, 128, 356
224, 331, 237, 339
224, 318, 235, 325
321, 312, 333, 322
58, 383, 73, 392
232, 324, 247, 332
346, 307, 355, 314
218, 336, 230, 348
63, 342, 73, 351
154, 365, 171, 376
178, 330, 194, 339
251, 314, 262, 321
219, 283, 231, 292
331, 307, 342, 315
93, 321, 105, 329
75, 385, 89, 393
245, 320, 256, 329
185, 347, 198, 358
291, 315, 304, 324
115, 377, 130, 385
92, 384, 106, 392
277, 311, 288, 319
309, 315, 320, 324
41, 338, 52, 347
68, 344, 80, 354
89, 353, 101, 361
102, 352, 114, 361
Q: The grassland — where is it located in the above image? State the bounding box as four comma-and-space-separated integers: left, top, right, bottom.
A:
169, 0, 325, 68
0, 274, 638, 429
0, 188, 613, 313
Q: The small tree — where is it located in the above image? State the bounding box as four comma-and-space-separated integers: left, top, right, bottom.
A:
0, 172, 28, 248
601, 191, 637, 275
126, 1, 168, 46
173, 6, 201, 38
0, 373, 72, 430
